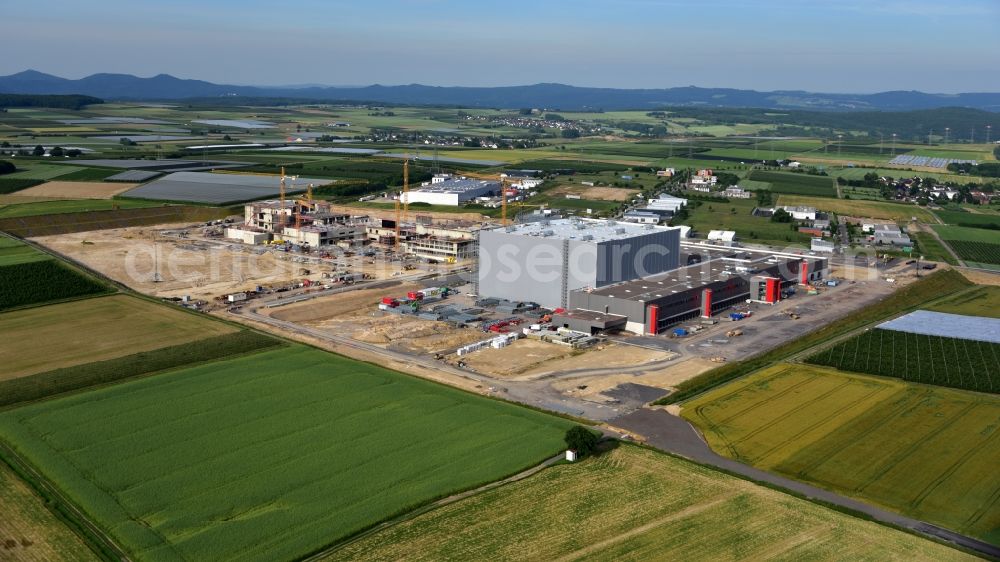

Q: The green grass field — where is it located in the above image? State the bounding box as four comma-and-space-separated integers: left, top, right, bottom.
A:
0, 199, 163, 219
0, 295, 236, 381
933, 209, 1000, 230
684, 199, 811, 245
932, 225, 1000, 243
927, 285, 1000, 318
776, 195, 936, 223
748, 170, 836, 197
806, 328, 1000, 393
0, 461, 97, 562
6, 165, 83, 181
684, 364, 1000, 544
328, 444, 974, 561
910, 230, 958, 264
0, 345, 573, 562
0, 237, 50, 266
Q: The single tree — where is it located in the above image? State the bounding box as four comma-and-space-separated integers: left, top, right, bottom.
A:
32, 145, 45, 156
564, 426, 599, 458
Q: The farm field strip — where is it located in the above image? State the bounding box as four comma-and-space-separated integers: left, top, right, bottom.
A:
748, 170, 836, 197
683, 364, 1000, 543
0, 294, 236, 380
0, 345, 572, 562
775, 195, 937, 222
927, 285, 1000, 318
806, 328, 1000, 393
0, 461, 98, 562
0, 259, 110, 311
325, 445, 975, 562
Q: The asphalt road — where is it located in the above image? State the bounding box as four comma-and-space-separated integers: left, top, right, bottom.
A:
611, 409, 1000, 559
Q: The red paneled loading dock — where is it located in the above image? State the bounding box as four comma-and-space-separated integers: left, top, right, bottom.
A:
749, 275, 782, 304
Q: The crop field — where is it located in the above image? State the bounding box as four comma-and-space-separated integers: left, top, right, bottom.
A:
327, 444, 974, 561
775, 195, 936, 223
0, 237, 49, 266
0, 205, 229, 237
806, 328, 1000, 393
6, 165, 87, 181
910, 231, 958, 264
0, 461, 97, 562
684, 364, 1000, 544
11, 181, 137, 200
0, 259, 110, 311
0, 199, 166, 219
0, 178, 45, 194
933, 225, 1000, 243
933, 210, 1000, 230
747, 170, 836, 197
0, 345, 573, 562
0, 295, 236, 381
947, 241, 1000, 268
928, 285, 1000, 318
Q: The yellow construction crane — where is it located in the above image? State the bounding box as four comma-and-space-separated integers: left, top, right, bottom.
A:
394, 197, 402, 247
294, 183, 315, 230
501, 178, 509, 226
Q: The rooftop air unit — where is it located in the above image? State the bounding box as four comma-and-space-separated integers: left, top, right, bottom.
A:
581, 234, 593, 241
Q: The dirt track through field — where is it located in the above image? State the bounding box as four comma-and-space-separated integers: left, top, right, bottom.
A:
552, 492, 738, 562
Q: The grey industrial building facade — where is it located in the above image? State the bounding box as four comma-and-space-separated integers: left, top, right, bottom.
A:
563, 245, 827, 334
477, 219, 681, 309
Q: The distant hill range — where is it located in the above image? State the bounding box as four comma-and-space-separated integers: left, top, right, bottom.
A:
2, 69, 998, 112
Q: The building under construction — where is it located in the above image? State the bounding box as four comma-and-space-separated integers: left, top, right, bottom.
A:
226, 198, 366, 247
555, 243, 828, 335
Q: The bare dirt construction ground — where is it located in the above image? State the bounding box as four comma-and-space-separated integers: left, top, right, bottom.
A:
0, 463, 97, 562
549, 184, 639, 201
34, 225, 301, 300
553, 356, 713, 401
520, 343, 673, 378
268, 285, 486, 355
13, 181, 137, 199
450, 339, 573, 377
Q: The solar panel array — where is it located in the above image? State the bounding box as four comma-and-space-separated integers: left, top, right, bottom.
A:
888, 155, 978, 168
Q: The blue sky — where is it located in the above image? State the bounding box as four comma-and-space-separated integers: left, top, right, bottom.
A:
2, 0, 998, 92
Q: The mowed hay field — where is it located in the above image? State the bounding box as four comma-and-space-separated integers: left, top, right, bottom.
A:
0, 345, 573, 562
928, 285, 1000, 318
0, 294, 236, 380
0, 462, 97, 562
684, 364, 1000, 544
776, 195, 936, 223
327, 445, 975, 562
11, 181, 137, 199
